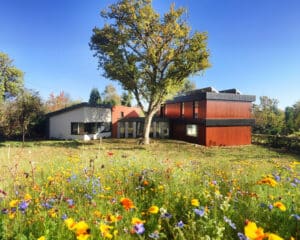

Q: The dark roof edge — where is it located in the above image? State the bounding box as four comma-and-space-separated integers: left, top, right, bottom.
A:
46, 102, 112, 117
166, 92, 256, 104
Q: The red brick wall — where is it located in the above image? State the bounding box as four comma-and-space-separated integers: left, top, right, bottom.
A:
111, 106, 142, 137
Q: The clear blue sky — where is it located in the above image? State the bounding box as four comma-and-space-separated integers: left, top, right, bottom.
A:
1, 0, 299, 109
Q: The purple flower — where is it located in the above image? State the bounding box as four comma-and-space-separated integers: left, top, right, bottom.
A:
134, 223, 145, 235
66, 199, 74, 207
149, 231, 160, 239
291, 214, 300, 221
194, 207, 205, 217
237, 232, 249, 240
268, 204, 273, 211
176, 221, 184, 228
224, 216, 236, 229
1, 208, 8, 214
42, 202, 52, 209
61, 213, 68, 220
161, 212, 172, 219
19, 201, 29, 212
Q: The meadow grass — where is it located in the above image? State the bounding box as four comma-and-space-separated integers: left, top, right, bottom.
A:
0, 139, 299, 240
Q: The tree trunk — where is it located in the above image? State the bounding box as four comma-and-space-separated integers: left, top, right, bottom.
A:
142, 111, 155, 145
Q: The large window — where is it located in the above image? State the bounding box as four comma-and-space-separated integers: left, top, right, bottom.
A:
186, 124, 198, 137
71, 122, 111, 135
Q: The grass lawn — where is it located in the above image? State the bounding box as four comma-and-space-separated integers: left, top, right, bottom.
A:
0, 139, 299, 239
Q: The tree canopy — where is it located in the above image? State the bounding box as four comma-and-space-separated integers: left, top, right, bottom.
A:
89, 88, 102, 105
90, 0, 210, 144
102, 84, 121, 106
0, 52, 24, 103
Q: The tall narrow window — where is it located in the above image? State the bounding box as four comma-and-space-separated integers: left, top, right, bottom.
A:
193, 101, 199, 119
120, 111, 124, 118
180, 102, 185, 118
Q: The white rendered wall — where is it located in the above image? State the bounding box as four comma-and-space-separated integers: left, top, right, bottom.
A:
49, 107, 111, 140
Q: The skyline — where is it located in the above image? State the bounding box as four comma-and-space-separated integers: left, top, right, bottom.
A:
1, 0, 300, 109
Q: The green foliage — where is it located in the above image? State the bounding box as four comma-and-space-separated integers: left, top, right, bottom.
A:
88, 88, 102, 105
0, 140, 299, 239
177, 78, 196, 95
90, 0, 210, 143
253, 96, 285, 135
0, 89, 44, 141
101, 84, 121, 106
121, 90, 133, 106
0, 52, 24, 103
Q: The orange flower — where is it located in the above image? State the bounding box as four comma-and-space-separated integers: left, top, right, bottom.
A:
273, 201, 286, 211
120, 197, 135, 211
244, 221, 266, 240
257, 177, 277, 187
148, 205, 159, 214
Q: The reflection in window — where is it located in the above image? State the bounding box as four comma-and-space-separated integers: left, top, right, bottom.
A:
186, 124, 198, 137
71, 122, 111, 135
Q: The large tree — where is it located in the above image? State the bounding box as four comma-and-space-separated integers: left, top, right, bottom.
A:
101, 84, 121, 106
45, 91, 76, 113
90, 0, 210, 144
0, 52, 24, 103
253, 96, 284, 135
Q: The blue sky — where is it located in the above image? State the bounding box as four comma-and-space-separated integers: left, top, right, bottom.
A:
1, 0, 299, 109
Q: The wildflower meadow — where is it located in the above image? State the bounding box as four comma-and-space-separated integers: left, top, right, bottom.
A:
0, 139, 299, 239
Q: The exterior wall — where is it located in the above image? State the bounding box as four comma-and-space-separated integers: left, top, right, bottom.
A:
111, 106, 141, 138
49, 107, 111, 140
183, 101, 194, 119
170, 122, 205, 145
165, 103, 181, 118
205, 126, 252, 146
206, 101, 252, 119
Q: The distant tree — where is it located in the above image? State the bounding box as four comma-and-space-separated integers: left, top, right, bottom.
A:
2, 89, 44, 142
45, 91, 76, 112
253, 96, 284, 135
0, 52, 24, 102
293, 101, 300, 131
284, 107, 295, 135
102, 84, 121, 106
90, 0, 210, 144
89, 88, 102, 105
177, 79, 196, 95
121, 91, 133, 107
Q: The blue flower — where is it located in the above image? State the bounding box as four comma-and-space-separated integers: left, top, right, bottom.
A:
224, 216, 236, 229
291, 214, 300, 221
176, 220, 184, 228
134, 223, 145, 235
268, 204, 273, 211
66, 199, 74, 207
149, 231, 160, 239
194, 207, 205, 217
237, 232, 249, 240
61, 213, 68, 220
42, 202, 52, 209
19, 201, 29, 212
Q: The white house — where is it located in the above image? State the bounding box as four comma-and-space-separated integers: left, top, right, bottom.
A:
47, 103, 112, 141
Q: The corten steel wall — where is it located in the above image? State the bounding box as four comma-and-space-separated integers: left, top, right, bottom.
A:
165, 103, 181, 118
183, 101, 194, 118
205, 126, 252, 146
206, 101, 252, 119
111, 106, 141, 137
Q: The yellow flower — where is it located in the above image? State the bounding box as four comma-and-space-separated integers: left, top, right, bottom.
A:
267, 233, 284, 240
76, 234, 90, 240
65, 218, 76, 230
273, 202, 286, 211
8, 212, 16, 219
100, 223, 113, 239
257, 177, 277, 187
131, 217, 145, 225
148, 205, 159, 214
244, 221, 266, 240
24, 193, 32, 201
93, 210, 102, 218
37, 237, 46, 240
9, 199, 19, 208
191, 199, 200, 207
74, 221, 90, 237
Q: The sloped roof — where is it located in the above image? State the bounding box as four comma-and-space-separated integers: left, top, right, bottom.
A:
46, 102, 112, 117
